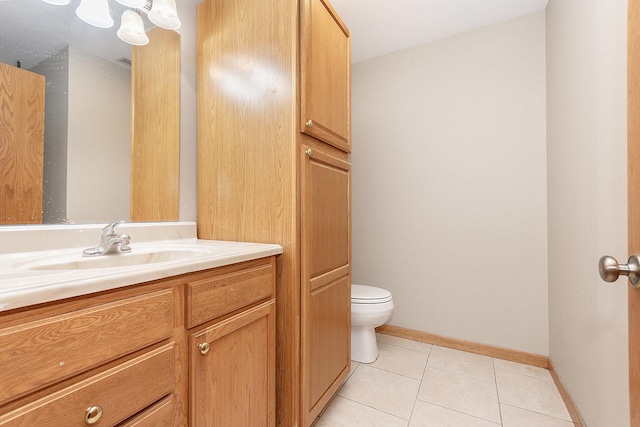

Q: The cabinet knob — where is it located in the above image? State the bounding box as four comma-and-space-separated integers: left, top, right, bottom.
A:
305, 148, 313, 158
198, 342, 210, 355
85, 405, 103, 425
306, 120, 313, 128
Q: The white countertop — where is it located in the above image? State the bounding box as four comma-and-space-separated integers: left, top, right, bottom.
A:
0, 222, 282, 312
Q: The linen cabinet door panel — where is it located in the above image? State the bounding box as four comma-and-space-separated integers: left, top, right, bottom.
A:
301, 146, 351, 282
300, 0, 351, 152
300, 145, 351, 426
305, 275, 350, 417
190, 301, 275, 427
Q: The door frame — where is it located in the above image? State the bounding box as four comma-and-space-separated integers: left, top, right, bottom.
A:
629, 0, 640, 424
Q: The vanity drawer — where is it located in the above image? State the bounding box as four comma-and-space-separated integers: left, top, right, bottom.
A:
0, 289, 174, 404
186, 257, 275, 328
118, 395, 174, 427
0, 344, 175, 426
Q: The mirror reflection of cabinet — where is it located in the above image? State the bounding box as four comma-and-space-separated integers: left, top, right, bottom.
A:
131, 27, 181, 223
0, 63, 45, 224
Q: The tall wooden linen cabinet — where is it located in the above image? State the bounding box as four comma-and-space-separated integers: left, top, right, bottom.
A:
196, 0, 351, 426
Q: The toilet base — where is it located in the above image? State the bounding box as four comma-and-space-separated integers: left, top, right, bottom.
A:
351, 325, 379, 363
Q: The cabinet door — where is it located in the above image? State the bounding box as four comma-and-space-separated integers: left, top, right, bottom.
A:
190, 301, 275, 427
300, 0, 351, 153
0, 63, 44, 224
300, 146, 351, 426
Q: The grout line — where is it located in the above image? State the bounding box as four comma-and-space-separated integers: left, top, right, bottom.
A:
492, 357, 504, 426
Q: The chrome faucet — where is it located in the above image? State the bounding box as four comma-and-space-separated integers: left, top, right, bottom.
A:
82, 221, 132, 257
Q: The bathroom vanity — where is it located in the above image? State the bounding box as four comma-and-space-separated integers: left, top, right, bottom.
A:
0, 222, 282, 426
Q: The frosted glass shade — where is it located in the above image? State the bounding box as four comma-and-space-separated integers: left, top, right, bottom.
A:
76, 0, 113, 28
148, 0, 181, 30
115, 0, 146, 8
117, 10, 149, 46
41, 0, 72, 4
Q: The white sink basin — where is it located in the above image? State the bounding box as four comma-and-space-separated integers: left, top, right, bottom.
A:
17, 245, 222, 271
0, 222, 283, 313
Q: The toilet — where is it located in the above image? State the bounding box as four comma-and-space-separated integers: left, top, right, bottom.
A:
351, 284, 394, 363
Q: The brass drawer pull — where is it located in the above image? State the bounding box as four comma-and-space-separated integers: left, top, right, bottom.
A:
198, 342, 210, 355
85, 405, 103, 424
306, 120, 313, 128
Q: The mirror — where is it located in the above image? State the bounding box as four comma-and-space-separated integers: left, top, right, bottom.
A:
0, 0, 184, 225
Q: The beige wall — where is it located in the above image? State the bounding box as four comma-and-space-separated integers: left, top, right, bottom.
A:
177, 1, 198, 222
351, 12, 549, 355
546, 0, 629, 425
67, 48, 131, 223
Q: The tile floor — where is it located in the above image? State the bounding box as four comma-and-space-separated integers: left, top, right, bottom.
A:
314, 334, 574, 427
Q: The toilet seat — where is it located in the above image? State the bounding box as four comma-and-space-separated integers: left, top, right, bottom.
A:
351, 284, 392, 304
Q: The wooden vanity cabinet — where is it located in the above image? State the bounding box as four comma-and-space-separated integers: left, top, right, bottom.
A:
189, 301, 275, 427
196, 0, 351, 425
0, 256, 277, 427
186, 257, 277, 427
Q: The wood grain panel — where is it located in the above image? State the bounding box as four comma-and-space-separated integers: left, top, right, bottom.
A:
119, 395, 174, 427
300, 145, 351, 426
301, 146, 351, 282
186, 257, 275, 328
196, 1, 300, 425
0, 344, 174, 426
0, 63, 44, 224
131, 28, 180, 222
629, 0, 640, 425
300, 0, 351, 152
190, 301, 275, 427
303, 275, 350, 422
0, 290, 173, 404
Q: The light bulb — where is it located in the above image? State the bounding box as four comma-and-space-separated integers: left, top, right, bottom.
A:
117, 10, 149, 46
115, 0, 146, 8
148, 0, 181, 30
76, 0, 114, 28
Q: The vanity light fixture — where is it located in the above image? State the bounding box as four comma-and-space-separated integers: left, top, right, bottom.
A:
39, 0, 181, 45
76, 0, 114, 28
117, 9, 149, 45
115, 0, 145, 7
148, 0, 181, 30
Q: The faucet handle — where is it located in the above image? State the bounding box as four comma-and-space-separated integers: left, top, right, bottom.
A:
102, 221, 124, 236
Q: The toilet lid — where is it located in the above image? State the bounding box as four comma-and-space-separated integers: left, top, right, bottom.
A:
351, 284, 392, 304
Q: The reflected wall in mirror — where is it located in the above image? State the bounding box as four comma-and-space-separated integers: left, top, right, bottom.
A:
0, 0, 180, 226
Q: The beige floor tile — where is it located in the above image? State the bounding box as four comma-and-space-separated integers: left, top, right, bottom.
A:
348, 361, 360, 379
315, 396, 408, 427
496, 370, 571, 421
494, 358, 552, 381
418, 367, 501, 423
338, 364, 420, 419
368, 342, 429, 379
427, 346, 495, 382
378, 335, 433, 355
409, 401, 500, 427
501, 403, 575, 427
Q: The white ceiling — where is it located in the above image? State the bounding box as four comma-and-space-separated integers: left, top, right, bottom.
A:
329, 0, 549, 63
